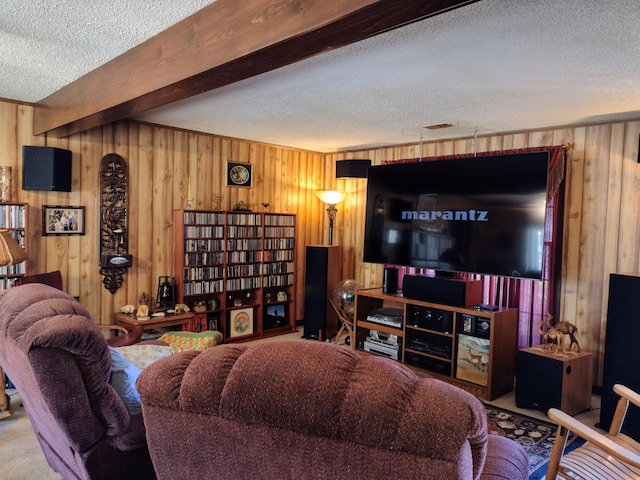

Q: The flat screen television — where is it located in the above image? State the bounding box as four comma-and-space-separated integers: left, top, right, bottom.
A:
362, 152, 550, 280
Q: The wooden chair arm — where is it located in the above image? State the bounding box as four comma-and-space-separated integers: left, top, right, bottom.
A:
99, 325, 143, 347
614, 384, 640, 409
99, 325, 130, 336
547, 408, 640, 468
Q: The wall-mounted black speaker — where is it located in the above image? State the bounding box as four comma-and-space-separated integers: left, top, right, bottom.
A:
336, 159, 371, 178
22, 146, 72, 192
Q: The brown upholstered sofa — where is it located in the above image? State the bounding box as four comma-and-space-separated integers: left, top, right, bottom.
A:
138, 340, 529, 480
0, 283, 157, 480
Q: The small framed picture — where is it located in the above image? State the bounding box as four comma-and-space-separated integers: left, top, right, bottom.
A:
226, 162, 253, 188
229, 307, 254, 337
42, 206, 85, 236
265, 304, 287, 330
461, 314, 474, 334
207, 313, 219, 331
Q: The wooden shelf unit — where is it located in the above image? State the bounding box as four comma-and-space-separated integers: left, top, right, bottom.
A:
0, 203, 28, 290
0, 202, 28, 418
354, 288, 518, 400
174, 210, 296, 341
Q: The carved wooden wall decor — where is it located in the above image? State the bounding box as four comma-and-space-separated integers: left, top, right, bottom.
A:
99, 153, 132, 294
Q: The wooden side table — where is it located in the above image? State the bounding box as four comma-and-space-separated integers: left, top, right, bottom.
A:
515, 346, 592, 416
112, 311, 195, 337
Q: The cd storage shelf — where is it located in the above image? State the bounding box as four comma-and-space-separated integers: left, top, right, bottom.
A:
354, 288, 518, 400
174, 210, 296, 341
0, 203, 28, 290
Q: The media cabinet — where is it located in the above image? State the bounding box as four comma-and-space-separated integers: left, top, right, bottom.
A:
354, 288, 518, 400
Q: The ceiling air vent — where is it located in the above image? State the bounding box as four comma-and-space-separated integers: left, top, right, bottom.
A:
422, 123, 456, 130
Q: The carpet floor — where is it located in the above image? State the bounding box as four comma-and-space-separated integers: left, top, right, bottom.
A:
0, 392, 61, 480
485, 402, 585, 480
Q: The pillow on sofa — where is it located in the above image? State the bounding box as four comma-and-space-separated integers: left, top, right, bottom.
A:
108, 345, 174, 415
158, 330, 223, 353
115, 344, 173, 370
109, 346, 142, 416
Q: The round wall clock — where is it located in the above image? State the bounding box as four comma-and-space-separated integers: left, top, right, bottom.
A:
230, 165, 249, 185
227, 162, 253, 187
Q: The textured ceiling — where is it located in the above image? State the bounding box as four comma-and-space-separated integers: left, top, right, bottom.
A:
2, 0, 640, 153
0, 0, 216, 101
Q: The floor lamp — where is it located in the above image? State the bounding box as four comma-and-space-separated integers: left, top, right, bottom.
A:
315, 190, 345, 245
0, 228, 28, 418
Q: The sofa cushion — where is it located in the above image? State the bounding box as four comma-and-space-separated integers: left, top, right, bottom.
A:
109, 346, 143, 416
109, 345, 174, 415
115, 344, 173, 369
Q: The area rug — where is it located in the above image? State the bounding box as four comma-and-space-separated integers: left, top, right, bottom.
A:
484, 403, 585, 479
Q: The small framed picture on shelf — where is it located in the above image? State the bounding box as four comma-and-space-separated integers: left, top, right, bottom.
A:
229, 307, 253, 337
226, 162, 253, 188
207, 313, 219, 332
461, 314, 474, 334
42, 205, 85, 236
264, 304, 287, 330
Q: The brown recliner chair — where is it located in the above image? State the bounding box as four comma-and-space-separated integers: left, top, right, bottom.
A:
0, 283, 157, 480
138, 340, 529, 480
17, 270, 142, 346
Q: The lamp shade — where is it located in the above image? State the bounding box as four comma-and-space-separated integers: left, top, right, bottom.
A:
0, 229, 27, 267
316, 190, 346, 205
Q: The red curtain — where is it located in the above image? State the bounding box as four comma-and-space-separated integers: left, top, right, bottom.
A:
384, 146, 566, 348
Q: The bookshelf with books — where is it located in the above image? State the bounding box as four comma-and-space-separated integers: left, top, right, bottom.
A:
174, 210, 297, 341
262, 214, 296, 331
0, 203, 28, 290
175, 210, 225, 336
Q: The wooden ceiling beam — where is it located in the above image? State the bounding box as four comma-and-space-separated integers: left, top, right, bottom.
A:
34, 0, 477, 137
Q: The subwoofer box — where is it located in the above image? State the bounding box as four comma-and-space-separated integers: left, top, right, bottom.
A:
22, 146, 72, 192
402, 275, 481, 307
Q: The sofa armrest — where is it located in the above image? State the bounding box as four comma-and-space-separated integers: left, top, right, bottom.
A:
480, 435, 529, 480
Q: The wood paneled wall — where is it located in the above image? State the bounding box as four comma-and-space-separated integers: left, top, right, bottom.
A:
0, 100, 328, 325
3, 98, 640, 384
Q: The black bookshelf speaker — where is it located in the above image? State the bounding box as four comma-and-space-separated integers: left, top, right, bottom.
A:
22, 146, 72, 192
402, 275, 481, 307
303, 245, 341, 341
383, 267, 398, 294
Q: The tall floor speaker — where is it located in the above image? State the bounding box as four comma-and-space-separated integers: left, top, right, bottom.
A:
303, 245, 341, 341
600, 273, 640, 440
